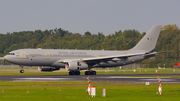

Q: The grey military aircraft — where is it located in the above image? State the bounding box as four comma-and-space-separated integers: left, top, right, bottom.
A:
4, 25, 162, 75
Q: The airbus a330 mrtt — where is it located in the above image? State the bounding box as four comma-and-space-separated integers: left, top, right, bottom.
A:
4, 25, 163, 75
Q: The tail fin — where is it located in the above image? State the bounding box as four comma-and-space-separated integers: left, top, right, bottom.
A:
129, 25, 162, 53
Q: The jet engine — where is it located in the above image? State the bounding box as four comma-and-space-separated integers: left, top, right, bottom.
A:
38, 66, 60, 72
65, 62, 88, 71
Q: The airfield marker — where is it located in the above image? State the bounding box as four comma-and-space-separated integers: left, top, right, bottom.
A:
87, 76, 91, 97
145, 82, 150, 85
1, 90, 4, 95
26, 90, 29, 95
86, 76, 96, 97
102, 89, 106, 97
91, 86, 96, 97
156, 91, 158, 96
87, 86, 90, 97
158, 76, 162, 97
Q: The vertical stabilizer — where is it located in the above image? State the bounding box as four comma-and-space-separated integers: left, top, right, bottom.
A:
129, 25, 162, 53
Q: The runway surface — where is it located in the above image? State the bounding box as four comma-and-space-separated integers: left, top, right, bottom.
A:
1, 74, 180, 84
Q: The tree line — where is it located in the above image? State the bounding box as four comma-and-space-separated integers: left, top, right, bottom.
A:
0, 24, 180, 67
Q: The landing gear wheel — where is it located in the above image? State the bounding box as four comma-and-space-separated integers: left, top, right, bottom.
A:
91, 71, 96, 75
20, 70, 24, 73
69, 71, 75, 75
69, 71, 80, 75
85, 71, 96, 75
19, 65, 24, 73
85, 71, 91, 75
75, 71, 80, 75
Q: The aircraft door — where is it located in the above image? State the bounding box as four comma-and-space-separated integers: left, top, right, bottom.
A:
20, 51, 26, 58
45, 51, 50, 59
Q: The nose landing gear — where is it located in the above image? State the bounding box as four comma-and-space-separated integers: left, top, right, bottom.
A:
20, 70, 24, 73
19, 65, 24, 73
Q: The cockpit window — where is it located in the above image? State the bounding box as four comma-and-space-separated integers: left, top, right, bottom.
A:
8, 53, 15, 55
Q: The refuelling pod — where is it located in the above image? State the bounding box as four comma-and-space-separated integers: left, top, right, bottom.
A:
65, 62, 88, 71
38, 66, 60, 72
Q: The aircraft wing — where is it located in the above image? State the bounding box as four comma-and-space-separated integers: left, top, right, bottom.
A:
82, 53, 144, 61
62, 51, 171, 65
62, 52, 145, 64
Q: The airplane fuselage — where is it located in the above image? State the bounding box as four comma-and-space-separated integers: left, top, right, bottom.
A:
4, 49, 146, 68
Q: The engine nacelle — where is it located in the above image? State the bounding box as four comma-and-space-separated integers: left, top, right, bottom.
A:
38, 66, 60, 72
65, 62, 88, 71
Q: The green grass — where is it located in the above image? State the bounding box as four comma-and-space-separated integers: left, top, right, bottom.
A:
0, 81, 129, 86
0, 68, 69, 76
97, 68, 180, 74
0, 83, 180, 101
0, 68, 180, 76
0, 67, 180, 101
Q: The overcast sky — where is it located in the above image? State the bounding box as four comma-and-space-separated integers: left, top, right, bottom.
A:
0, 0, 180, 35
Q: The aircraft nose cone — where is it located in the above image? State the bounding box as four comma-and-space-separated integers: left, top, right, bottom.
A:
4, 55, 9, 61
4, 55, 17, 64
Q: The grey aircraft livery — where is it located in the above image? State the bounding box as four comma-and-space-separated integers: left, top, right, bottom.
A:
4, 25, 163, 75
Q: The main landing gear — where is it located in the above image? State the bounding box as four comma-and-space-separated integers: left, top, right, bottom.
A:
85, 71, 96, 75
68, 71, 96, 75
69, 71, 80, 75
19, 65, 24, 73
